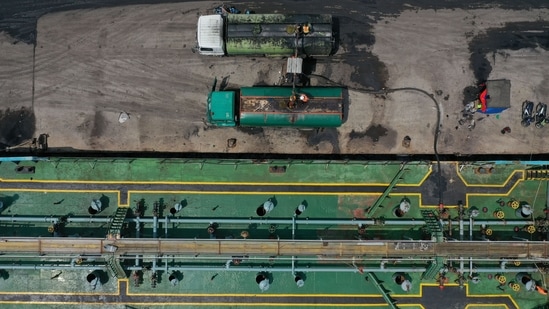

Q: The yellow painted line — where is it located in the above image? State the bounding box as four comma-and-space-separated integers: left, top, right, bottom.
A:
392, 283, 518, 309
0, 188, 128, 207
465, 305, 509, 309
0, 302, 395, 307
0, 189, 118, 193
0, 291, 120, 296
128, 190, 381, 196
456, 164, 525, 188
415, 164, 433, 187
463, 172, 524, 210
0, 178, 391, 186
0, 164, 431, 187
0, 279, 518, 308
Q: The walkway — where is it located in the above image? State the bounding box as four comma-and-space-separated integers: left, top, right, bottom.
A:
0, 163, 524, 206
0, 281, 518, 308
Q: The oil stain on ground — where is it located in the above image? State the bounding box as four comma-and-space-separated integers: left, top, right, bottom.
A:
336, 16, 389, 90
468, 21, 549, 81
0, 0, 189, 44
0, 107, 36, 149
302, 128, 340, 153
350, 124, 388, 143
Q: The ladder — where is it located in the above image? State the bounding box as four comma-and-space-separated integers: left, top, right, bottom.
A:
107, 207, 129, 240
368, 164, 409, 216
366, 272, 399, 309
422, 256, 444, 280
106, 255, 127, 279
421, 210, 443, 242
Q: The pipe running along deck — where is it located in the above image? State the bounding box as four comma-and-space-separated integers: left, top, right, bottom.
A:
0, 237, 548, 259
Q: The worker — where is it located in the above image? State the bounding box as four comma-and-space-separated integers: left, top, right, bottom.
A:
302, 23, 311, 34
299, 94, 309, 103
288, 95, 297, 109
478, 83, 490, 113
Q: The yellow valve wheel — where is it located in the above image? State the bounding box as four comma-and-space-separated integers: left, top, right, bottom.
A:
511, 200, 520, 209
48, 226, 55, 233
497, 275, 507, 284
495, 211, 505, 219
527, 225, 536, 234
485, 228, 493, 236
514, 260, 521, 266
510, 283, 521, 292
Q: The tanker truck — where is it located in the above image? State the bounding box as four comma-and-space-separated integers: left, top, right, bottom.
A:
196, 14, 335, 57
206, 81, 344, 128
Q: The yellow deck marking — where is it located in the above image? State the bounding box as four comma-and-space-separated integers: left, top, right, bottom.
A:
0, 279, 522, 308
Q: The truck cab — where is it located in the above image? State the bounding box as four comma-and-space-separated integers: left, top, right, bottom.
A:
207, 91, 237, 127
197, 15, 225, 56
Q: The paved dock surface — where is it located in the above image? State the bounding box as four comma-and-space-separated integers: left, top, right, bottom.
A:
0, 1, 548, 155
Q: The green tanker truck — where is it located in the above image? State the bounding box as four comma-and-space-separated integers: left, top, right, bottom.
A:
207, 85, 344, 128
196, 14, 335, 56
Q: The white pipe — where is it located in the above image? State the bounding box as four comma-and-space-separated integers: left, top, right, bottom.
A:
153, 215, 158, 238
469, 217, 473, 241
0, 264, 107, 270
469, 258, 473, 276
459, 203, 464, 241
135, 216, 141, 267
165, 215, 168, 238
0, 216, 535, 227
124, 265, 542, 274
116, 255, 434, 262
500, 259, 508, 270
292, 216, 296, 240
126, 266, 427, 273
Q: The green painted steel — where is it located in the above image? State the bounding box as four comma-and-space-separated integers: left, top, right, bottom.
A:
239, 87, 343, 127
225, 14, 334, 56
107, 207, 129, 240
207, 91, 236, 127
421, 257, 444, 280
366, 272, 399, 309
107, 255, 127, 279
367, 164, 408, 216
421, 209, 444, 242
239, 113, 341, 127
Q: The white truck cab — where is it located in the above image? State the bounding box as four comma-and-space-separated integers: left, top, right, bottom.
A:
197, 15, 225, 56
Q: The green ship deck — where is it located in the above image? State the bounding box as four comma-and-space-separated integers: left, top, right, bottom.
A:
0, 157, 549, 308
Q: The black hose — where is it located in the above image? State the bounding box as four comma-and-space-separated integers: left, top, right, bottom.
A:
309, 74, 444, 205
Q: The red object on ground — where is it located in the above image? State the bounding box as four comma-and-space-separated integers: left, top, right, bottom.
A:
479, 88, 488, 112
536, 286, 548, 295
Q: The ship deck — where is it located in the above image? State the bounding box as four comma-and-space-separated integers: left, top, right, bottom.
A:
0, 157, 548, 308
